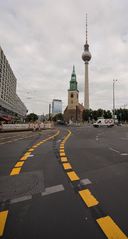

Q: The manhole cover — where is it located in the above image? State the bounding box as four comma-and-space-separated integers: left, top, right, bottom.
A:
0, 171, 44, 202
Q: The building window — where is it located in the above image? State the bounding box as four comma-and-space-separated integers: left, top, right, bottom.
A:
71, 93, 74, 98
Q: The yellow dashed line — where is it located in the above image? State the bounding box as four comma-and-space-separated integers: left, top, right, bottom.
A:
61, 157, 68, 162
67, 171, 80, 181
0, 210, 8, 236
96, 216, 127, 239
36, 143, 41, 146
28, 148, 34, 152
60, 149, 64, 153
15, 162, 24, 167
79, 189, 99, 207
63, 163, 72, 170
60, 143, 64, 146
24, 152, 31, 157
60, 153, 65, 157
10, 167, 21, 176
20, 156, 28, 161
60, 129, 128, 239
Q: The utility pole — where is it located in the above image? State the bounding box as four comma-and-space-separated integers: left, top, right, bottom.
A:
49, 103, 51, 121
113, 79, 117, 122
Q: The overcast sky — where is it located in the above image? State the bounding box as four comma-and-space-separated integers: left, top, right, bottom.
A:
0, 0, 128, 114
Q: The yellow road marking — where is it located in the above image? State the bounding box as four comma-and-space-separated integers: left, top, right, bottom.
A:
36, 143, 41, 146
96, 216, 127, 239
20, 155, 28, 161
24, 152, 31, 157
28, 148, 34, 152
0, 210, 8, 236
60, 153, 65, 157
60, 149, 64, 153
15, 162, 24, 167
67, 171, 80, 181
61, 157, 68, 162
79, 189, 99, 207
33, 145, 37, 148
63, 163, 72, 170
10, 167, 21, 175
60, 146, 64, 149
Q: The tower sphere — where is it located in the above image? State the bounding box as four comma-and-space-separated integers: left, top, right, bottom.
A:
82, 50, 91, 62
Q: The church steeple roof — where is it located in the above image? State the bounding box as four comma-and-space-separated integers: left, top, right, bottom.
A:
71, 65, 76, 82
69, 65, 78, 91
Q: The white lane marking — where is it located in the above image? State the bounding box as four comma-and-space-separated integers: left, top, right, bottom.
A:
80, 178, 92, 186
41, 184, 64, 196
27, 155, 34, 157
3, 185, 64, 204
96, 136, 99, 141
120, 153, 128, 156
10, 195, 32, 204
109, 147, 120, 154
120, 138, 128, 140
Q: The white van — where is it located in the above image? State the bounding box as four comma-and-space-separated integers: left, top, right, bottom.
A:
93, 118, 114, 127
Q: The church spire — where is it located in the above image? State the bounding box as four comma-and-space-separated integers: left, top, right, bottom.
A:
69, 65, 78, 91
71, 65, 76, 81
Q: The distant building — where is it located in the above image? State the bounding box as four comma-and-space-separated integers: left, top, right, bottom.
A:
52, 99, 62, 115
64, 66, 85, 123
0, 46, 27, 121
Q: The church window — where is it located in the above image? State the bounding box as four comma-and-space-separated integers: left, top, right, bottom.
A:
71, 93, 74, 98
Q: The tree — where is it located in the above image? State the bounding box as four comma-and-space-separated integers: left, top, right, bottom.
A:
97, 108, 104, 118
115, 108, 128, 122
82, 109, 93, 122
52, 113, 64, 122
26, 113, 38, 122
103, 110, 112, 119
92, 110, 98, 121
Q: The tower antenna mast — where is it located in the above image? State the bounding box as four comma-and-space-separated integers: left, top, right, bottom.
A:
86, 13, 88, 44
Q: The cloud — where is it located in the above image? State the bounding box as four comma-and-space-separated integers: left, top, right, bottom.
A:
0, 0, 128, 114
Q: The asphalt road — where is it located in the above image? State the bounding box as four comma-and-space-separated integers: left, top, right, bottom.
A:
0, 125, 128, 238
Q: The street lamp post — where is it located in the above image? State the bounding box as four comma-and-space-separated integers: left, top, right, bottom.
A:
113, 79, 117, 122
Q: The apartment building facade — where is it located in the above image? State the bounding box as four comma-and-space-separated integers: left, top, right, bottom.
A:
0, 46, 27, 121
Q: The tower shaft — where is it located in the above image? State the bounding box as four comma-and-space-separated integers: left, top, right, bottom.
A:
82, 14, 91, 110
84, 62, 89, 109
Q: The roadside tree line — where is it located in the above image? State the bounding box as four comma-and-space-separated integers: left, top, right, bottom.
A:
82, 108, 128, 122
25, 109, 128, 123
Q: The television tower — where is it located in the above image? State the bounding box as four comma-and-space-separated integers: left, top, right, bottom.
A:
82, 14, 91, 109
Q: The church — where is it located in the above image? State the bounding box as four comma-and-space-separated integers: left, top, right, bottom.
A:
64, 66, 85, 123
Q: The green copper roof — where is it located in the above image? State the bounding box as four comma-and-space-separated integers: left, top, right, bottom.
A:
69, 65, 78, 91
